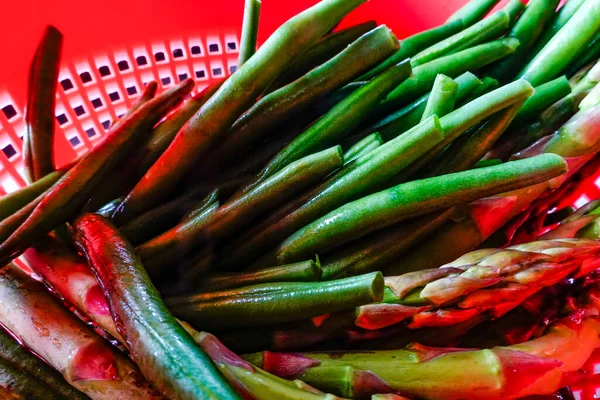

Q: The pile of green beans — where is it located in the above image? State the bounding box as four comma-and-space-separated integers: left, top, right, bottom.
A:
1, 0, 599, 399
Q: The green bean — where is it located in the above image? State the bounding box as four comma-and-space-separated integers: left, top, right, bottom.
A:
238, 0, 261, 66
197, 260, 322, 292
0, 80, 195, 266
361, 71, 481, 141
580, 83, 600, 111
321, 209, 456, 279
214, 117, 445, 271
138, 147, 344, 277
511, 76, 572, 128
357, 19, 464, 81
565, 32, 600, 78
447, 0, 502, 27
237, 60, 412, 195
111, 81, 158, 130
24, 26, 62, 182
74, 214, 240, 400
425, 102, 525, 176
382, 38, 519, 112
208, 26, 400, 167
266, 20, 377, 92
166, 272, 384, 330
344, 138, 382, 165
503, 0, 526, 24
84, 83, 220, 213
270, 154, 566, 264
518, 0, 600, 86
0, 167, 67, 223
343, 132, 383, 163
310, 81, 367, 115
486, 0, 561, 82
0, 357, 70, 400
113, 0, 369, 222
393, 79, 534, 181
121, 189, 218, 246
528, 0, 585, 59
411, 10, 510, 67
0, 328, 87, 400
420, 74, 459, 121
475, 158, 502, 168
458, 76, 499, 106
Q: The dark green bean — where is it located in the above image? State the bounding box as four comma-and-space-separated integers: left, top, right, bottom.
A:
238, 0, 261, 66
24, 26, 62, 182
113, 0, 369, 222
166, 272, 384, 330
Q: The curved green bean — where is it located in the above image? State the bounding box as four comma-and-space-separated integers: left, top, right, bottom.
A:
238, 0, 261, 66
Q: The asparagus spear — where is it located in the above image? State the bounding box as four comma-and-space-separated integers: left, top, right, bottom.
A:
181, 323, 345, 400
74, 214, 240, 399
24, 25, 62, 182
393, 105, 600, 273
238, 0, 261, 66
246, 311, 600, 399
21, 235, 121, 342
0, 264, 162, 399
246, 255, 600, 399
114, 0, 369, 222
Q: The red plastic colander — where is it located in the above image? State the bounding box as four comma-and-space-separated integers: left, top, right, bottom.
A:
1, 0, 598, 398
